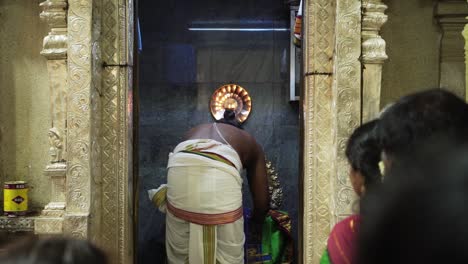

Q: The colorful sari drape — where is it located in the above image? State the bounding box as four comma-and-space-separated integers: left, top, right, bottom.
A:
320, 214, 361, 264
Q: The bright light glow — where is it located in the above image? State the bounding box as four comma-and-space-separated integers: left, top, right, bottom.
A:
188, 27, 289, 32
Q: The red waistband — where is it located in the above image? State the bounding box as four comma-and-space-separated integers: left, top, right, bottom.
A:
167, 202, 243, 225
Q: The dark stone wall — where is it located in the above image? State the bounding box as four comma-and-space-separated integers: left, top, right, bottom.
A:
137, 0, 299, 262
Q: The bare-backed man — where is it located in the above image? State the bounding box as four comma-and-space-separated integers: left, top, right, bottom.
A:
149, 110, 269, 264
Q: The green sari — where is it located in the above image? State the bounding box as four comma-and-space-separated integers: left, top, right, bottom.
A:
245, 210, 294, 263
320, 249, 332, 264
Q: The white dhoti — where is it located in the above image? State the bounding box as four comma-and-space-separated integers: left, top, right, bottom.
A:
149, 139, 245, 264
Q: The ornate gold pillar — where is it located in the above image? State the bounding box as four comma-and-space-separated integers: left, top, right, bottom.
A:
63, 0, 96, 239
333, 0, 363, 220
3, 0, 131, 262
37, 0, 134, 262
35, 0, 68, 234
436, 0, 468, 99
302, 0, 362, 262
362, 0, 388, 121
99, 0, 135, 263
302, 0, 335, 260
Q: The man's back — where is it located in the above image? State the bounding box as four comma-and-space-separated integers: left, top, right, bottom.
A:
157, 122, 269, 263
184, 122, 269, 222
185, 123, 258, 167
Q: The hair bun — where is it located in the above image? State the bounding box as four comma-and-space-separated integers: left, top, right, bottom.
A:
223, 109, 236, 121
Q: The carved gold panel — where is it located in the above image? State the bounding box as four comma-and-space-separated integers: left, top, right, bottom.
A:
302, 0, 363, 262
302, 0, 336, 262
35, 0, 135, 263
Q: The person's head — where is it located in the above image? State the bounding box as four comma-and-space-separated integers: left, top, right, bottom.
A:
358, 139, 468, 264
377, 89, 468, 166
345, 120, 382, 197
0, 236, 108, 264
216, 109, 243, 129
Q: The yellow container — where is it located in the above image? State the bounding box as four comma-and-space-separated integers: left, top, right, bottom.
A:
4, 181, 28, 216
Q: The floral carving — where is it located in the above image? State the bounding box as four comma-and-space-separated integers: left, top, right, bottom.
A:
334, 0, 361, 225
67, 165, 89, 211
64, 213, 88, 239
70, 140, 90, 161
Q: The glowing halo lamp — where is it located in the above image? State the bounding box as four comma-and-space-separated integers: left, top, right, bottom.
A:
210, 84, 252, 123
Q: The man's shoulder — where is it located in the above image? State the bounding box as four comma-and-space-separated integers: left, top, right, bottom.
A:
234, 127, 257, 144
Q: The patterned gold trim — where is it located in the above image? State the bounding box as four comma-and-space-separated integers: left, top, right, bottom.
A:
303, 0, 362, 262
334, 0, 362, 219
100, 1, 134, 263
302, 0, 335, 262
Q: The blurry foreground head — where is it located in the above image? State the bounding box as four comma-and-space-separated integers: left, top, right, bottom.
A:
0, 236, 108, 264
359, 139, 468, 264
377, 89, 468, 164
345, 120, 382, 196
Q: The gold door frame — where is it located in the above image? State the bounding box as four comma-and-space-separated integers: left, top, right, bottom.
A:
53, 0, 135, 263
37, 0, 389, 263
300, 0, 387, 262
29, 0, 468, 261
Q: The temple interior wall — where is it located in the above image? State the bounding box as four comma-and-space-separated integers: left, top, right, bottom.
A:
0, 0, 50, 208
381, 0, 441, 107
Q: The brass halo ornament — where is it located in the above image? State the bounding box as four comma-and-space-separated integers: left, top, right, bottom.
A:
210, 84, 252, 123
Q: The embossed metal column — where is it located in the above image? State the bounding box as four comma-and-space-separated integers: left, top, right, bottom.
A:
99, 0, 135, 263
302, 0, 335, 260
333, 0, 363, 224
57, 0, 134, 262
63, 0, 100, 241
36, 0, 68, 234
362, 0, 388, 121
302, 0, 362, 262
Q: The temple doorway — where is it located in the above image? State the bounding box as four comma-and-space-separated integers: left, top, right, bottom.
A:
136, 0, 301, 262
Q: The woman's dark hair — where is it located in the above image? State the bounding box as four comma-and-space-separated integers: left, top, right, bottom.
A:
377, 89, 468, 160
345, 120, 381, 189
216, 109, 243, 129
0, 236, 108, 264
